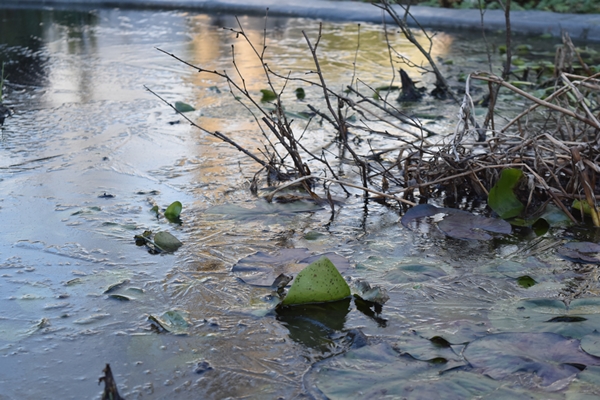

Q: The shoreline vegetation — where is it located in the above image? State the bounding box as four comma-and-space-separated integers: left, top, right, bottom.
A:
149, 0, 600, 234
395, 0, 600, 14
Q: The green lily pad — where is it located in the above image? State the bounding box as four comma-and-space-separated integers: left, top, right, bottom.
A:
464, 332, 600, 388
488, 168, 524, 219
164, 201, 182, 222
154, 231, 183, 252
174, 101, 195, 113
280, 256, 350, 306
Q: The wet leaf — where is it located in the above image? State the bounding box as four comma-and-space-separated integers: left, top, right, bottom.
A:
164, 201, 182, 222
260, 89, 277, 102
394, 332, 463, 362
107, 294, 133, 301
280, 256, 350, 306
148, 310, 190, 335
234, 249, 351, 287
153, 231, 182, 252
350, 279, 389, 305
463, 332, 600, 388
402, 204, 511, 240
488, 168, 524, 219
438, 212, 511, 240
558, 242, 600, 264
174, 101, 195, 112
103, 279, 130, 294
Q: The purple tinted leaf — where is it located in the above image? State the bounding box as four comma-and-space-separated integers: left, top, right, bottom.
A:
401, 204, 442, 228
438, 213, 511, 240
233, 249, 352, 287
558, 242, 600, 264
464, 332, 600, 388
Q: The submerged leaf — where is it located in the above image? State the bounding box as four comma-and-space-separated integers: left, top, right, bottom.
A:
488, 168, 524, 219
280, 256, 350, 306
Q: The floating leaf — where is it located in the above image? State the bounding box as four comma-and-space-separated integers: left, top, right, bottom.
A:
280, 256, 350, 306
401, 204, 511, 240
164, 201, 182, 222
148, 310, 190, 335
488, 168, 524, 219
463, 332, 600, 388
154, 231, 183, 252
174, 101, 195, 113
558, 242, 600, 264
233, 249, 351, 287
260, 89, 277, 102
305, 342, 504, 399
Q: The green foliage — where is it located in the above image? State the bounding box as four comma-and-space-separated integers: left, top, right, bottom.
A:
260, 89, 277, 102
164, 201, 182, 222
487, 168, 524, 219
280, 256, 350, 306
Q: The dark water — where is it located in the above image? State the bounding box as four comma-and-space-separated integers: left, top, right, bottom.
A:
1, 5, 599, 399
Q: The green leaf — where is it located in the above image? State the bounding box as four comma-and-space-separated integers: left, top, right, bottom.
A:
295, 87, 305, 100
260, 89, 277, 102
516, 275, 536, 288
154, 231, 183, 252
164, 201, 182, 222
174, 101, 195, 113
488, 168, 524, 219
281, 256, 350, 306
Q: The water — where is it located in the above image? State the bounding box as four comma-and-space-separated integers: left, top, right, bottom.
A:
1, 5, 599, 399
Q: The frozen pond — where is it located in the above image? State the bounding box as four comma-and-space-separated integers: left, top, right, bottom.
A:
1, 5, 600, 399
